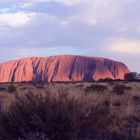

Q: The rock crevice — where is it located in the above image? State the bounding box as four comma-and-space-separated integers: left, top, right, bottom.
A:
0, 55, 130, 83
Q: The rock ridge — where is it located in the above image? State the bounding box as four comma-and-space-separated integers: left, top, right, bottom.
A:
0, 55, 130, 82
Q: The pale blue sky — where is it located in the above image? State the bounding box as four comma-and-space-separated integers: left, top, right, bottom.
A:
0, 0, 140, 72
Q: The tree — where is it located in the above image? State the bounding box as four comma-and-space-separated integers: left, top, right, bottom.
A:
124, 72, 138, 81
137, 74, 140, 80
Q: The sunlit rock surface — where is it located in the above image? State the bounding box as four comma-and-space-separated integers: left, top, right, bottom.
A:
0, 55, 130, 82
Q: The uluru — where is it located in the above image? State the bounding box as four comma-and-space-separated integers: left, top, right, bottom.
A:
0, 55, 130, 83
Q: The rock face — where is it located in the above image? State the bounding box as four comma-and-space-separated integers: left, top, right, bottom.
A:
0, 55, 130, 83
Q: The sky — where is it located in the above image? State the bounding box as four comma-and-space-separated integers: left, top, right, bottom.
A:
0, 0, 140, 72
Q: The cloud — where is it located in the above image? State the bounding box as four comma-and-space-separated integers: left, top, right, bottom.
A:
51, 0, 81, 6
0, 0, 140, 71
17, 47, 57, 57
0, 12, 35, 27
0, 8, 10, 13
108, 40, 140, 54
19, 2, 34, 8
23, 0, 81, 6
0, 46, 78, 63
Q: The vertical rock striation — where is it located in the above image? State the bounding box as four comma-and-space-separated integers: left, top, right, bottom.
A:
0, 55, 130, 83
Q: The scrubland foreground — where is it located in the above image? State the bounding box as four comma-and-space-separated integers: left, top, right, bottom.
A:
0, 82, 140, 140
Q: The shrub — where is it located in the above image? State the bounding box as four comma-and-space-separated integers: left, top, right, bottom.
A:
124, 72, 138, 81
133, 96, 140, 102
0, 87, 7, 92
119, 116, 140, 139
112, 100, 121, 107
75, 84, 84, 88
7, 85, 16, 93
112, 84, 132, 95
103, 100, 110, 107
85, 84, 108, 93
98, 78, 114, 82
0, 82, 139, 140
0, 92, 112, 140
132, 96, 140, 106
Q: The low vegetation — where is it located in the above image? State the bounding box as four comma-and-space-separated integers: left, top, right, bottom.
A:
124, 72, 140, 81
0, 82, 140, 140
85, 84, 108, 93
112, 84, 132, 95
